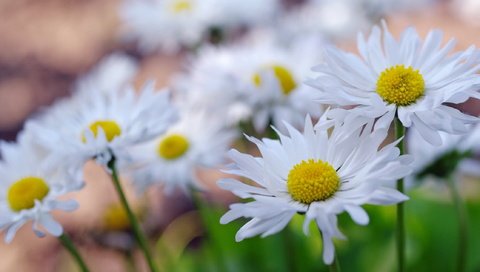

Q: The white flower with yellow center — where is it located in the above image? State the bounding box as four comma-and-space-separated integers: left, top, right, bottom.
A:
28, 83, 178, 173
178, 36, 324, 132
120, 0, 216, 53
309, 22, 480, 145
130, 110, 236, 193
0, 135, 80, 243
218, 116, 411, 264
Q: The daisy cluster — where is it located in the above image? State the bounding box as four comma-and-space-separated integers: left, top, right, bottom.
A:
1, 0, 479, 271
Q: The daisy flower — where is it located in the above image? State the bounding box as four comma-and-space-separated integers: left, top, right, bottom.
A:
308, 22, 480, 145
130, 109, 236, 194
218, 115, 411, 264
178, 35, 325, 132
120, 0, 281, 54
27, 82, 178, 174
120, 0, 217, 54
0, 132, 80, 243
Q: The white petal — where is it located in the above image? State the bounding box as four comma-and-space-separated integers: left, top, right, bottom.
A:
39, 214, 63, 237
345, 205, 369, 225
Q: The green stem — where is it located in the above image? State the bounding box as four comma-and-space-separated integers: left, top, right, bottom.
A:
59, 233, 89, 272
107, 158, 159, 272
282, 226, 296, 272
328, 255, 341, 272
394, 118, 406, 272
446, 175, 468, 272
191, 191, 229, 272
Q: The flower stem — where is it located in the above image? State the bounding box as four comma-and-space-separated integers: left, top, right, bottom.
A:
107, 158, 159, 272
191, 191, 229, 272
59, 233, 89, 272
446, 175, 468, 272
394, 118, 406, 272
328, 255, 341, 272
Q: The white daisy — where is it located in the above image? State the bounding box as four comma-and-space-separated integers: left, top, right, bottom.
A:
130, 109, 236, 194
27, 82, 178, 175
0, 132, 80, 243
120, 0, 217, 54
218, 115, 411, 264
177, 35, 325, 132
308, 22, 480, 145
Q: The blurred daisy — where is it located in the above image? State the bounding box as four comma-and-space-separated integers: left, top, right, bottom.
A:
178, 35, 324, 132
121, 0, 217, 53
210, 0, 280, 29
309, 22, 480, 145
408, 125, 480, 181
28, 83, 177, 173
0, 134, 80, 243
131, 109, 236, 194
279, 0, 371, 40
74, 53, 138, 96
120, 0, 281, 54
218, 116, 411, 264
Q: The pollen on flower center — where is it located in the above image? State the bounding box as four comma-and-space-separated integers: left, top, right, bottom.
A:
157, 134, 190, 160
252, 64, 297, 95
287, 159, 340, 204
171, 0, 192, 13
83, 120, 122, 142
8, 177, 50, 212
376, 65, 425, 106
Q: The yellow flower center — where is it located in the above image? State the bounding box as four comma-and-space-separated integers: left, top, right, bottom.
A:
8, 177, 50, 212
157, 134, 190, 160
83, 120, 122, 142
252, 64, 297, 95
287, 159, 340, 204
103, 203, 131, 231
376, 65, 425, 106
171, 0, 192, 13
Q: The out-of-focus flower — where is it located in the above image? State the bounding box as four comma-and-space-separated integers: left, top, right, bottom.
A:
74, 53, 138, 96
408, 124, 480, 181
209, 0, 280, 29
130, 109, 236, 194
120, 0, 280, 54
0, 132, 80, 243
121, 0, 215, 53
27, 83, 178, 175
218, 115, 411, 264
178, 34, 325, 132
279, 0, 371, 40
309, 22, 480, 145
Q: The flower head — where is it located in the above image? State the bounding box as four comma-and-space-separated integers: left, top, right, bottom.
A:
218, 115, 411, 264
28, 82, 178, 177
178, 35, 325, 132
309, 22, 480, 145
130, 109, 235, 194
120, 0, 280, 54
0, 132, 80, 243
